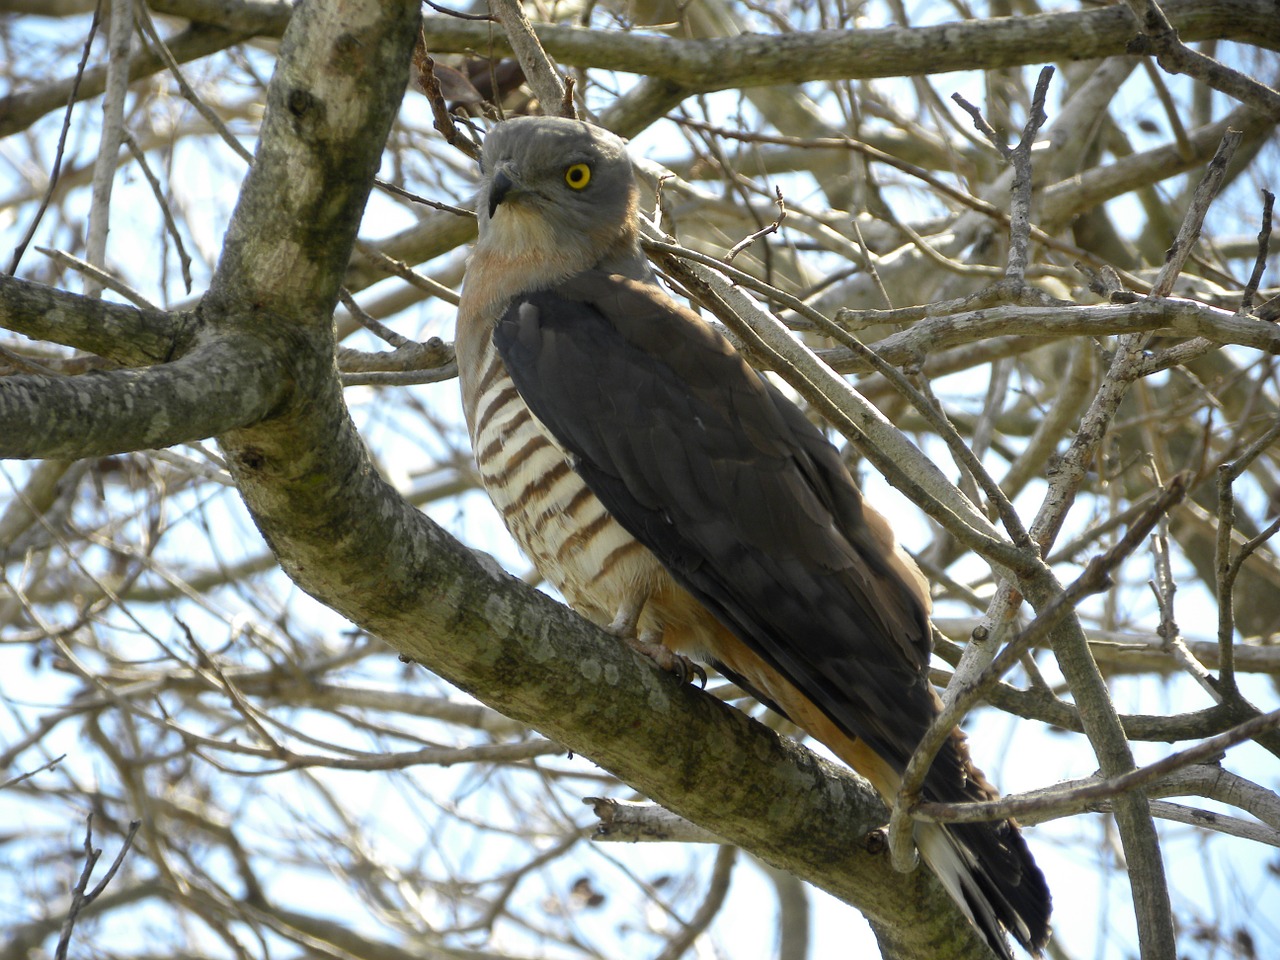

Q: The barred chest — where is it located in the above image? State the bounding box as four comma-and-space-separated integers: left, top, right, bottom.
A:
460, 337, 666, 628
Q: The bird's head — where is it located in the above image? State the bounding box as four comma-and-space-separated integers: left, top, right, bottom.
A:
474, 116, 644, 279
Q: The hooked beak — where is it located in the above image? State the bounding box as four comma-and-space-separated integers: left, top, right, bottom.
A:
488, 169, 515, 218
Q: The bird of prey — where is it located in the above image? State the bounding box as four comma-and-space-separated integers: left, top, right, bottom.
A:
455, 115, 1051, 958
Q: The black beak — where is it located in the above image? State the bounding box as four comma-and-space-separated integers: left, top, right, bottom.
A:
488, 170, 514, 218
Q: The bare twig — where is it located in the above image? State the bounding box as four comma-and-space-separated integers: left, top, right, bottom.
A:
122, 132, 194, 293
133, 0, 254, 164
0, 753, 66, 790
1004, 67, 1053, 282
412, 32, 481, 161
1149, 130, 1242, 297
1215, 417, 1280, 696
7, 1, 101, 276
372, 178, 475, 218
1140, 57, 1194, 161
1240, 189, 1274, 315
1123, 0, 1280, 118
489, 0, 570, 116
35, 246, 159, 310
725, 186, 786, 263
912, 707, 1280, 825
83, 0, 136, 298
586, 797, 725, 843
1133, 800, 1280, 847
674, 118, 1149, 287
756, 858, 811, 960
352, 241, 462, 305
951, 67, 1055, 282
54, 815, 143, 960
339, 362, 460, 387
887, 475, 1188, 871
850, 219, 893, 308
339, 288, 411, 348
950, 92, 1010, 159
652, 845, 737, 960
1215, 462, 1241, 696
560, 73, 577, 119
424, 0, 494, 20
1149, 515, 1222, 702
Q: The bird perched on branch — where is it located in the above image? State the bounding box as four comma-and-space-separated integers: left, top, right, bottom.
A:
455, 114, 1050, 959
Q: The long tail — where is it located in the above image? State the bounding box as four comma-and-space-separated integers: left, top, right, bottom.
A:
701, 633, 1051, 955
915, 732, 1052, 959
916, 817, 1050, 959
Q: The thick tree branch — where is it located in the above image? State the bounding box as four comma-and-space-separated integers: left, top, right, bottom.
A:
371, 2, 1280, 90
0, 275, 193, 365
0, 22, 253, 139
5, 0, 1276, 141
0, 336, 287, 460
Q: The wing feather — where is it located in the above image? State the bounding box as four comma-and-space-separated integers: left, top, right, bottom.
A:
494, 270, 935, 771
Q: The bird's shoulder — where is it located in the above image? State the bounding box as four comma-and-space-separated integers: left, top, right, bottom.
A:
544, 269, 742, 367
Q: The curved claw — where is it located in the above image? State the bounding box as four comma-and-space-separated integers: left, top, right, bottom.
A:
624, 635, 707, 688
682, 658, 708, 689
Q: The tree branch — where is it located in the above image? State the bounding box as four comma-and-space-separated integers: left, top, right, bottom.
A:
6, 0, 1277, 140
0, 275, 193, 364
0, 337, 288, 460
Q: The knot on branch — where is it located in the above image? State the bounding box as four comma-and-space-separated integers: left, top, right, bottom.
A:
862, 827, 889, 855
1125, 27, 1179, 57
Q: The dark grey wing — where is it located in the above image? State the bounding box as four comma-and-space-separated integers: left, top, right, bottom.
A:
493, 269, 934, 772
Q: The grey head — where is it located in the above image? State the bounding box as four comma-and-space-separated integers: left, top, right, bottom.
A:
475, 116, 648, 280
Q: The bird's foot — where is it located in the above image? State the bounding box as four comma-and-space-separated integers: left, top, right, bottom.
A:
623, 633, 707, 688
605, 599, 706, 687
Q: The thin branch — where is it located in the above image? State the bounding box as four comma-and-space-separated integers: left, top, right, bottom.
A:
351, 241, 462, 305
83, 0, 135, 299
586, 798, 725, 844
1003, 67, 1054, 282
1123, 0, 1280, 118
6, 1, 101, 275
0, 753, 66, 790
338, 288, 411, 348
950, 91, 1011, 159
912, 708, 1280, 825
1240, 188, 1274, 315
1141, 57, 1195, 161
677, 118, 1139, 284
724, 187, 786, 263
652, 845, 737, 960
1148, 514, 1222, 702
1149, 130, 1242, 297
54, 815, 143, 960
887, 475, 1188, 871
133, 0, 255, 164
1134, 800, 1280, 847
1215, 417, 1280, 696
411, 31, 481, 161
35, 247, 160, 310
122, 132, 194, 293
488, 0, 570, 117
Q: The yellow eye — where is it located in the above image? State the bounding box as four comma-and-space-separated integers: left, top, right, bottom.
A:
564, 163, 591, 189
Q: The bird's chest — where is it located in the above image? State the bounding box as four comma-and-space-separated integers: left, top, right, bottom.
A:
461, 339, 663, 626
